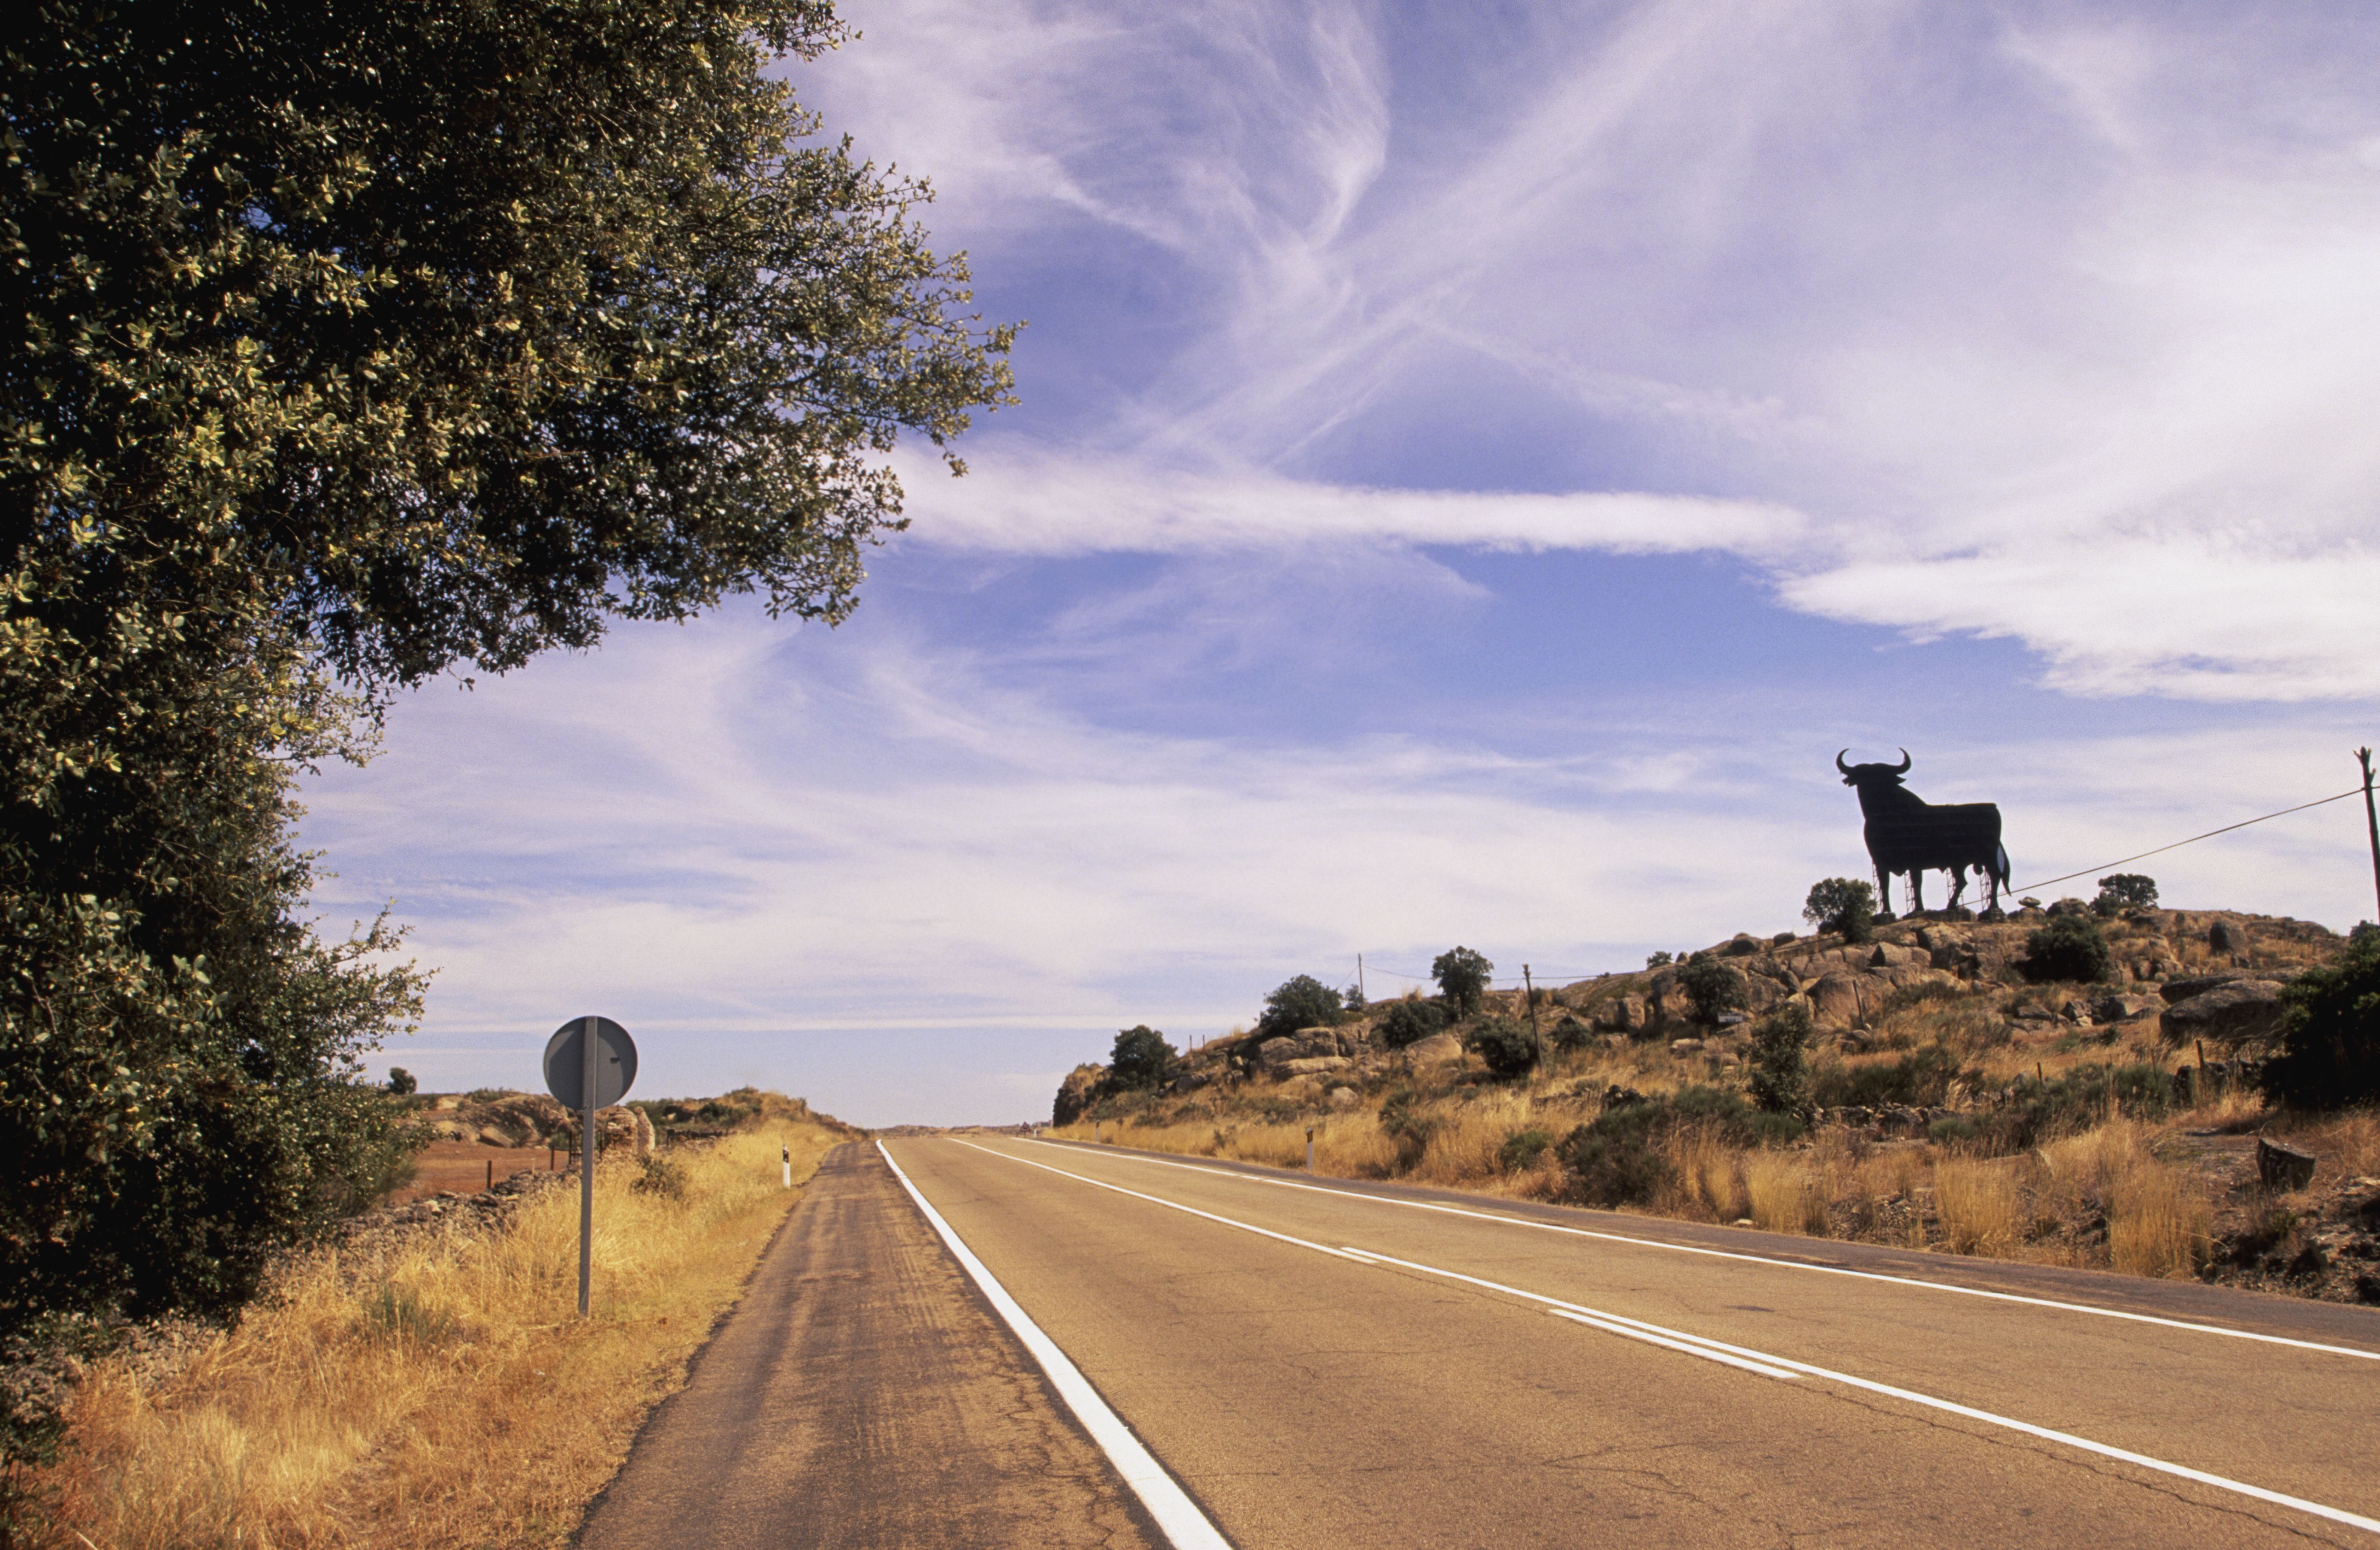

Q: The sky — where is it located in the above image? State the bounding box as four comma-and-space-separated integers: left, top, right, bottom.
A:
303, 0, 2380, 1127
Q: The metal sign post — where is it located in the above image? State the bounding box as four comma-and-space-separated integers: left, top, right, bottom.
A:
543, 1016, 638, 1316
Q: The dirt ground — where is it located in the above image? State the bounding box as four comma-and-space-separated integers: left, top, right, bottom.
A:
394, 1140, 569, 1205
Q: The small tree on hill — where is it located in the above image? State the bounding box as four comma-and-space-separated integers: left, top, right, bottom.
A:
2019, 914, 2115, 983
1432, 947, 1494, 1018
1257, 976, 1343, 1038
2261, 925, 2380, 1109
1109, 1026, 1176, 1090
1747, 1002, 1815, 1117
2093, 873, 2159, 917
1465, 1016, 1539, 1079
1676, 952, 1747, 1024
1804, 878, 1877, 943
386, 1068, 417, 1096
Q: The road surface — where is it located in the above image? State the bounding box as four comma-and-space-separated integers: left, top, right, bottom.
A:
593, 1137, 2380, 1548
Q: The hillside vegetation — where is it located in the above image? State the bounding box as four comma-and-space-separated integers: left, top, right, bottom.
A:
1054, 907, 2380, 1302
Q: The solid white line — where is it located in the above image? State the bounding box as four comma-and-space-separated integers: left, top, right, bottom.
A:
874, 1141, 1232, 1550
962, 1139, 2380, 1539
1029, 1140, 2380, 1363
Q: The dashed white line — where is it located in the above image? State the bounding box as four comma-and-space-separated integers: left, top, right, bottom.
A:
876, 1141, 1233, 1550
1028, 1138, 2380, 1363
959, 1138, 2380, 1539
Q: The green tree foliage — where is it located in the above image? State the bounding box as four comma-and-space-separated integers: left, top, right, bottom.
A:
386, 1068, 417, 1096
1431, 946, 1493, 1018
1257, 975, 1342, 1039
1463, 1016, 1538, 1079
1747, 1001, 1814, 1117
1675, 952, 1747, 1024
2093, 873, 2159, 917
1375, 998, 1446, 1050
1803, 878, 1876, 943
2262, 926, 2380, 1109
1, 0, 1012, 1359
1108, 1026, 1176, 1091
2019, 914, 2116, 983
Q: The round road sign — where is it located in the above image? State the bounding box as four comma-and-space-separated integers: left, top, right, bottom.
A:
543, 1016, 638, 1110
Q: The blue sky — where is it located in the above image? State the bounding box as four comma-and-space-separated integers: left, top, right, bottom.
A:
304, 0, 2380, 1126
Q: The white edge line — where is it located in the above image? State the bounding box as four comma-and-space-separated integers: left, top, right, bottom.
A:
1032, 1140, 2380, 1363
874, 1140, 1233, 1550
968, 1140, 2380, 1539
1546, 1308, 1803, 1380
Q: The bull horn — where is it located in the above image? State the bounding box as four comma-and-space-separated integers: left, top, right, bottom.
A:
1836, 749, 1852, 775
1891, 748, 1911, 773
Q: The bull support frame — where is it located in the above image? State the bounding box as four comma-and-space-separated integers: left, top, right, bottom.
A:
1837, 749, 2011, 919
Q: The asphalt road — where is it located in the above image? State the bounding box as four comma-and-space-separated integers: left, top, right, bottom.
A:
876, 1135, 2380, 1550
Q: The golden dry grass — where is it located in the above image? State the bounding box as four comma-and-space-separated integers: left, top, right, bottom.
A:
34, 1120, 843, 1550
1934, 1158, 2019, 1256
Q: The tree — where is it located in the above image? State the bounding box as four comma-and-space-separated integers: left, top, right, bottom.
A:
1432, 947, 1494, 1019
2019, 914, 2115, 983
0, 0, 1011, 1358
1747, 1002, 1814, 1117
1464, 1016, 1539, 1079
1675, 952, 1747, 1024
1109, 1026, 1176, 1091
2261, 925, 2380, 1109
1803, 878, 1877, 943
386, 1068, 418, 1097
1257, 976, 1342, 1039
2093, 873, 2159, 917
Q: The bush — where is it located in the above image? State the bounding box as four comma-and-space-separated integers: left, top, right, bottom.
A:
1257, 976, 1342, 1039
1983, 1062, 2174, 1150
1109, 1026, 1177, 1090
1431, 947, 1494, 1018
1552, 1084, 1799, 1207
1499, 1128, 1554, 1173
1377, 999, 1448, 1050
1747, 1002, 1814, 1117
1645, 950, 1674, 968
1812, 1044, 1969, 1109
2261, 925, 2380, 1109
1555, 1125, 1675, 1207
1803, 878, 1877, 943
1465, 1016, 1539, 1079
386, 1067, 417, 1096
2093, 873, 2159, 916
631, 1155, 688, 1199
1379, 1087, 1433, 1167
1675, 953, 1747, 1024
1549, 1014, 1593, 1051
2019, 914, 2115, 983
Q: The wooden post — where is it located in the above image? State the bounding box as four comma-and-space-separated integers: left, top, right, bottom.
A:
2359, 747, 2380, 923
1523, 964, 1544, 1059
486, 1159, 493, 1191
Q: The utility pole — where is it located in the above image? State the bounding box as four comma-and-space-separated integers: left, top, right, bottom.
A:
1523, 964, 1543, 1060
1357, 954, 1365, 1005
2360, 747, 2380, 923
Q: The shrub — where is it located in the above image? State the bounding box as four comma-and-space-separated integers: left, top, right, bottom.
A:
1379, 1088, 1433, 1167
1499, 1128, 1554, 1172
1675, 953, 1747, 1024
1771, 930, 1796, 947
1549, 1014, 1593, 1051
1803, 878, 1877, 943
2093, 873, 2159, 916
1109, 1026, 1177, 1090
1748, 1002, 1814, 1117
1465, 1016, 1539, 1079
1555, 1125, 1674, 1207
1257, 976, 1342, 1039
1983, 1062, 2175, 1150
1377, 999, 1447, 1050
1431, 947, 1494, 1018
2261, 925, 2380, 1109
631, 1155, 688, 1199
1645, 950, 1674, 968
1812, 1044, 1968, 1109
2019, 914, 2115, 983
386, 1068, 417, 1096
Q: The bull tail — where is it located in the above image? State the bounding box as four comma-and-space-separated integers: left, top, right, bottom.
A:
1995, 843, 2011, 886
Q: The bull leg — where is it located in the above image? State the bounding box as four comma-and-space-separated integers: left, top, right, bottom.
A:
1909, 871, 1927, 915
1874, 862, 1894, 921
1946, 867, 1968, 912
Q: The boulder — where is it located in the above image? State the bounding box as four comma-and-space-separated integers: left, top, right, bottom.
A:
2210, 919, 2248, 955
2259, 1137, 2318, 1193
1869, 944, 1923, 968
2160, 981, 2286, 1049
2161, 974, 2240, 1004
2090, 992, 2157, 1024
1053, 1064, 1105, 1125
1404, 1031, 1465, 1064
1281, 1056, 1351, 1077
1669, 1038, 1705, 1055
1592, 995, 1648, 1033
1326, 1085, 1361, 1110
1722, 934, 1762, 957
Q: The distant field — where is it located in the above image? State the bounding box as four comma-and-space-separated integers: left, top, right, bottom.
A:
395, 1140, 569, 1204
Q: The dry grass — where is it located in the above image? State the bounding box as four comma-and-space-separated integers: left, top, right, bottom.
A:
34, 1120, 843, 1550
2034, 1121, 2212, 1278
1934, 1158, 2019, 1255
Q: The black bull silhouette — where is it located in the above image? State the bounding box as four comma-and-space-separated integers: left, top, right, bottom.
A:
1837, 750, 2011, 917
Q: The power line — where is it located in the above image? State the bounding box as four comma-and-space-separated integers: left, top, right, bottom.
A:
2012, 786, 2364, 895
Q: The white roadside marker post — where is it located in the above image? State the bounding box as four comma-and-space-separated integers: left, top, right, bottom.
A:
782, 1143, 792, 1189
